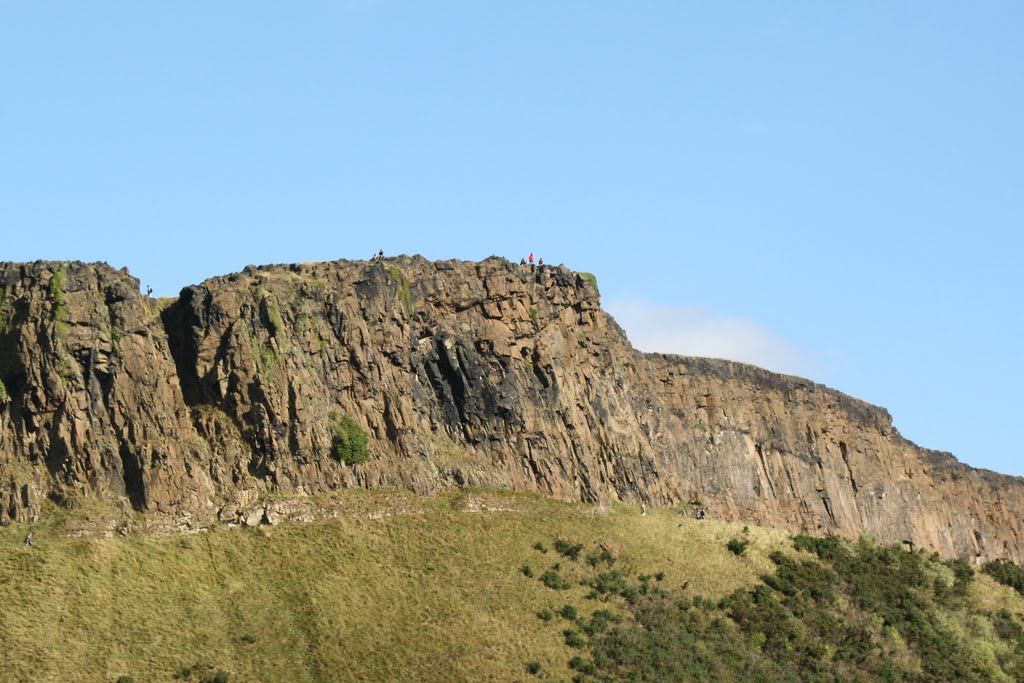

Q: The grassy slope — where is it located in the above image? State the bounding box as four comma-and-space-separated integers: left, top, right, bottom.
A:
0, 490, 794, 683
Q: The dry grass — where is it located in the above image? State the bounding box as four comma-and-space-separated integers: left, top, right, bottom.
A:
0, 490, 794, 683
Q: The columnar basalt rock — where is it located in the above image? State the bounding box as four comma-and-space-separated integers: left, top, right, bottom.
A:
0, 257, 1020, 561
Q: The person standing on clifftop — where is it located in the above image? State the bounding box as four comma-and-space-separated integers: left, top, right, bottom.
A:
528, 253, 534, 264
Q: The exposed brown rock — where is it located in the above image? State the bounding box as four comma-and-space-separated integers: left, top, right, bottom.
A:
0, 257, 1020, 562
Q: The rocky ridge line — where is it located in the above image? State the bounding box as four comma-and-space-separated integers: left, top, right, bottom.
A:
0, 258, 1020, 562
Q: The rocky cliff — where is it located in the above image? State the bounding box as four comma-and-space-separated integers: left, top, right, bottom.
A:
0, 258, 1020, 561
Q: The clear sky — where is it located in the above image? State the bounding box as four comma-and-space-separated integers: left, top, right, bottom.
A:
2, 2, 1022, 476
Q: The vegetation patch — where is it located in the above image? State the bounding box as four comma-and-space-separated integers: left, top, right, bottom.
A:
385, 264, 412, 316
328, 411, 369, 465
540, 567, 573, 590
48, 265, 68, 340
0, 377, 7, 402
246, 327, 277, 376
578, 272, 599, 295
260, 292, 285, 338
554, 538, 584, 561
522, 532, 1024, 682
726, 537, 749, 556
984, 559, 1024, 597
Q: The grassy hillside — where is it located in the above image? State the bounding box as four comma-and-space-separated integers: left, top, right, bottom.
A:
1, 489, 1023, 682
0, 490, 791, 683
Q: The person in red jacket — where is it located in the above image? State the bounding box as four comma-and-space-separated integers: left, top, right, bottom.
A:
528, 253, 534, 264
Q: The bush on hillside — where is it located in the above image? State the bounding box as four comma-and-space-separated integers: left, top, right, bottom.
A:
554, 538, 584, 561
726, 537, 749, 556
531, 534, 1024, 682
983, 559, 1024, 596
328, 411, 369, 465
540, 569, 572, 590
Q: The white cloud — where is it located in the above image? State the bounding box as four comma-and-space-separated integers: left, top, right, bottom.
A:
604, 297, 823, 379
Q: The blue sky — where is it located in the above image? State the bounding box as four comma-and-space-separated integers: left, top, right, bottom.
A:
2, 2, 1022, 476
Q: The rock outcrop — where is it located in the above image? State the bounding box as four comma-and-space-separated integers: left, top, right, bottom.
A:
0, 258, 1020, 561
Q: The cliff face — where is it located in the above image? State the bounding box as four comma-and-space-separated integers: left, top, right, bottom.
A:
0, 258, 1020, 561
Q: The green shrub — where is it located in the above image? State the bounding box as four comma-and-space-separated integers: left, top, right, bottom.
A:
328, 411, 369, 465
582, 609, 620, 636
584, 570, 629, 597
948, 558, 974, 596
524, 660, 541, 676
586, 548, 616, 568
726, 538, 749, 556
568, 656, 597, 674
528, 306, 538, 321
115, 677, 134, 683
993, 609, 1024, 644
563, 628, 586, 648
619, 585, 640, 605
983, 559, 1024, 596
540, 569, 572, 590
554, 539, 584, 561
520, 564, 534, 578
537, 608, 554, 622
559, 604, 578, 620
240, 634, 256, 644
532, 541, 548, 553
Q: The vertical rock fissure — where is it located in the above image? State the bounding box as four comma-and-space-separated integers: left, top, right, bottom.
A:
161, 290, 205, 408
839, 441, 858, 493
756, 443, 777, 499
118, 444, 146, 510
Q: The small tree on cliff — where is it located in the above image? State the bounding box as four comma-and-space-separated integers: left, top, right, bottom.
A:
328, 411, 369, 465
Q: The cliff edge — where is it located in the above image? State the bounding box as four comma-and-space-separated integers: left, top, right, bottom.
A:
0, 257, 1020, 561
